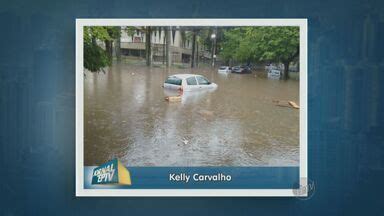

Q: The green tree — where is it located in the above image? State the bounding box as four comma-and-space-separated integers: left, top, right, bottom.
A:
105, 27, 121, 58
83, 26, 111, 72
83, 26, 121, 72
246, 26, 299, 79
221, 28, 246, 65
221, 26, 299, 79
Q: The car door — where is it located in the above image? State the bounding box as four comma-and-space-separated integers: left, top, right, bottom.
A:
185, 76, 199, 91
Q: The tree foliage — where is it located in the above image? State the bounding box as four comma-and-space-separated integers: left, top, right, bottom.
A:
83, 26, 121, 72
84, 41, 110, 72
220, 26, 299, 78
246, 26, 299, 64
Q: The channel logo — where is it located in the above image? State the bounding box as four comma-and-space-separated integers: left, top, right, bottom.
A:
91, 159, 131, 185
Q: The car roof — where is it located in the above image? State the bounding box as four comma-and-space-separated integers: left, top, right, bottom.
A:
169, 74, 202, 79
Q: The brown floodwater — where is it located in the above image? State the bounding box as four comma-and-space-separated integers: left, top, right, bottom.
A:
84, 63, 300, 166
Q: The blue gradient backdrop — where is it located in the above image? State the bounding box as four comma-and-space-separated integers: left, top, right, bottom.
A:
1, 0, 384, 215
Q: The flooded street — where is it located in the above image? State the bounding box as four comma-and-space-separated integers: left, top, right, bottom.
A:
84, 62, 299, 167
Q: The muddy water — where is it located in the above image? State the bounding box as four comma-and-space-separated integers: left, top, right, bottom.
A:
84, 63, 300, 166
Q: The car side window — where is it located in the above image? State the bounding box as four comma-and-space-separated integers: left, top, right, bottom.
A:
196, 76, 210, 85
165, 77, 182, 85
186, 77, 197, 85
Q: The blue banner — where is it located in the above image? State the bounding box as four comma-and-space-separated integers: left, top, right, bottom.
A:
85, 166, 299, 189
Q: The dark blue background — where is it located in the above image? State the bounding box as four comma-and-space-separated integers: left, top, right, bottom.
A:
1, 0, 384, 215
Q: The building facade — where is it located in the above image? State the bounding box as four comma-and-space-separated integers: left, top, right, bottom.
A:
120, 27, 210, 64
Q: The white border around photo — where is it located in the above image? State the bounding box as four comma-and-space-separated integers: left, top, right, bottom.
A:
76, 19, 307, 197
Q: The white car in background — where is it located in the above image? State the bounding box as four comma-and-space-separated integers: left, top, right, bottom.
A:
218, 66, 231, 73
268, 69, 282, 78
163, 74, 218, 92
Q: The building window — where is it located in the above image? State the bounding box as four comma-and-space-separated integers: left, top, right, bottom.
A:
133, 37, 141, 43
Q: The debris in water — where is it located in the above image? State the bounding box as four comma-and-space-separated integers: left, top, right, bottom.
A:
181, 138, 189, 145
288, 101, 300, 109
273, 100, 300, 109
165, 95, 182, 102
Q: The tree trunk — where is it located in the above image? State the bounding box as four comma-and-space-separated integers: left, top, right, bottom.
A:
196, 43, 199, 68
105, 40, 113, 58
297, 61, 300, 73
92, 37, 97, 45
145, 27, 152, 66
115, 33, 121, 62
166, 26, 172, 67
163, 28, 166, 64
283, 61, 290, 80
191, 30, 196, 68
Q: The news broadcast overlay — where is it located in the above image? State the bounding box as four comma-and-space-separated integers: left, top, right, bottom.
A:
85, 159, 299, 189
76, 19, 307, 196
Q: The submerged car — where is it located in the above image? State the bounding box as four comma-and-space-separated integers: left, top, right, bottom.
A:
218, 66, 231, 73
163, 74, 218, 91
231, 66, 251, 73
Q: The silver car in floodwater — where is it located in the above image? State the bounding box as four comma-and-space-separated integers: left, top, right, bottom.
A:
163, 74, 218, 92
218, 66, 231, 73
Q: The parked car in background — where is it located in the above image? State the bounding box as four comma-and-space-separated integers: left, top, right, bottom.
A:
265, 63, 282, 79
218, 66, 231, 73
268, 69, 282, 79
163, 74, 218, 92
231, 66, 251, 73
243, 65, 251, 72
265, 63, 283, 72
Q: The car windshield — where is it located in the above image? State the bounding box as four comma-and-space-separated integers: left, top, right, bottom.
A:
219, 66, 227, 69
164, 76, 182, 85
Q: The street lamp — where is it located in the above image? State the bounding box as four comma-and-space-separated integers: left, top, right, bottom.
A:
211, 32, 216, 67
